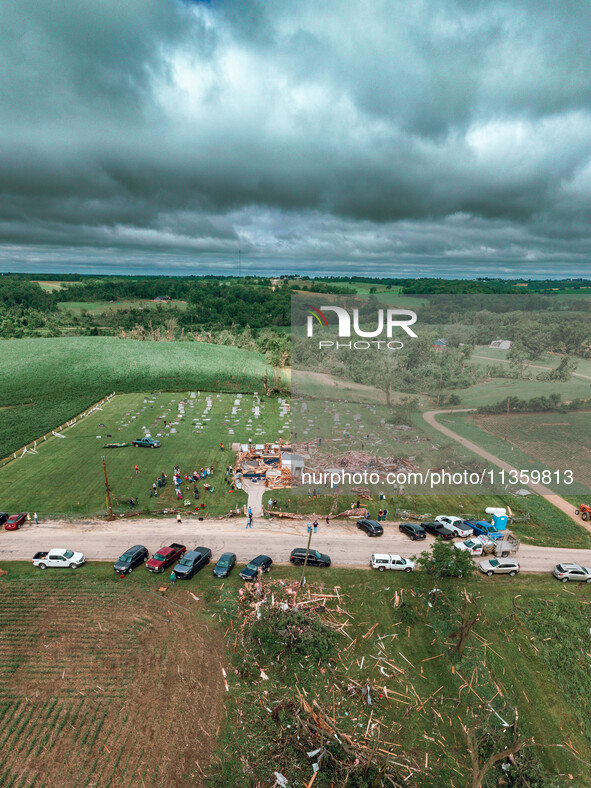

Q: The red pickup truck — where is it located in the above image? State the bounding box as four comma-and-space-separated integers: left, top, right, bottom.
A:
146, 543, 186, 573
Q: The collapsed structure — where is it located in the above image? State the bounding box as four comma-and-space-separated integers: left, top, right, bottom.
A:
233, 442, 304, 489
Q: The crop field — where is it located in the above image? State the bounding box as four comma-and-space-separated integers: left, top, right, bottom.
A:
0, 390, 289, 516
0, 337, 274, 459
473, 410, 591, 487
0, 564, 225, 787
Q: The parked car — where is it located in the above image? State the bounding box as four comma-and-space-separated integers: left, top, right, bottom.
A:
398, 522, 426, 540
4, 513, 27, 530
434, 516, 473, 537
146, 543, 186, 573
0, 513, 8, 526
240, 554, 273, 581
290, 548, 331, 567
213, 552, 237, 578
552, 563, 591, 583
422, 521, 455, 540
131, 437, 161, 448
32, 548, 86, 569
370, 553, 414, 572
479, 558, 520, 577
454, 536, 496, 556
113, 544, 149, 574
356, 518, 383, 537
464, 520, 505, 541
174, 547, 212, 579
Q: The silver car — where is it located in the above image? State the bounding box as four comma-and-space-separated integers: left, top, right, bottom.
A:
479, 558, 520, 577
553, 563, 591, 583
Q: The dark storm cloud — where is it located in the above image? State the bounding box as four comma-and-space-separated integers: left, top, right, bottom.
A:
1, 0, 591, 274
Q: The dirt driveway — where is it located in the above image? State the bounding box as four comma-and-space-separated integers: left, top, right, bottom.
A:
2, 516, 591, 574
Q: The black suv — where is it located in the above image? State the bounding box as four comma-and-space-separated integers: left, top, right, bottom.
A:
240, 554, 273, 581
174, 547, 212, 579
0, 513, 8, 527
290, 548, 331, 567
113, 544, 149, 574
213, 552, 237, 578
399, 522, 427, 540
422, 521, 455, 540
356, 518, 384, 537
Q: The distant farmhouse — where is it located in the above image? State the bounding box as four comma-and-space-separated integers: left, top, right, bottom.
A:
432, 338, 448, 351
490, 339, 512, 350
154, 295, 171, 302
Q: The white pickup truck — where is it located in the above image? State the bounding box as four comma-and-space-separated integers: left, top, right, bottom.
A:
454, 534, 519, 558
32, 548, 86, 569
370, 553, 415, 572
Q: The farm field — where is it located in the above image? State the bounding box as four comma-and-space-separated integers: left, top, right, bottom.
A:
0, 337, 275, 459
0, 563, 225, 788
473, 410, 591, 488
439, 411, 591, 497
0, 390, 289, 517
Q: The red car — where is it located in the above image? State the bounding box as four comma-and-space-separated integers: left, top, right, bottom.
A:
5, 513, 27, 530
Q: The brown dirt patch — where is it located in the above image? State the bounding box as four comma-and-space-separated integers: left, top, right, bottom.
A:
0, 581, 225, 786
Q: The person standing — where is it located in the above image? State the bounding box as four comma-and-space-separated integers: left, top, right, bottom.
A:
220, 442, 224, 451
378, 509, 383, 522
34, 512, 39, 525
135, 464, 139, 475
170, 570, 176, 585
313, 520, 318, 534
176, 512, 182, 524
383, 508, 388, 521
248, 506, 252, 519
325, 515, 330, 525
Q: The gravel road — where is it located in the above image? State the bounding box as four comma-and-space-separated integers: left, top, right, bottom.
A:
2, 517, 590, 574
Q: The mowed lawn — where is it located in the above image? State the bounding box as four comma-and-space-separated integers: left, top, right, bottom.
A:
0, 391, 289, 517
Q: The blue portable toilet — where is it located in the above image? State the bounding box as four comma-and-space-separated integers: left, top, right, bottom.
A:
492, 513, 508, 531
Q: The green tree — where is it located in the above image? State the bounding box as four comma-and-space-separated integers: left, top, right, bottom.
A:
414, 539, 476, 579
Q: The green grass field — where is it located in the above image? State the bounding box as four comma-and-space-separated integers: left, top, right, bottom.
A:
0, 337, 274, 459
0, 390, 289, 516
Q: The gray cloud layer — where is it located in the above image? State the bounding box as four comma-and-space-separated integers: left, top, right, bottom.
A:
1, 0, 591, 275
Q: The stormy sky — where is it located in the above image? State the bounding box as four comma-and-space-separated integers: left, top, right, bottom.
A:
1, 0, 591, 277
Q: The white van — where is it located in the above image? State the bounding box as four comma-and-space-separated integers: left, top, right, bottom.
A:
370, 554, 414, 572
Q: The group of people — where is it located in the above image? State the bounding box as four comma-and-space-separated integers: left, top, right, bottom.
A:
149, 473, 168, 498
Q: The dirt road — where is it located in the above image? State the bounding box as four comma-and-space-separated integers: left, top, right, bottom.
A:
422, 408, 588, 530
2, 517, 590, 574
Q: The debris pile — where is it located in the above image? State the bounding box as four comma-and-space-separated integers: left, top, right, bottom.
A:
222, 579, 435, 785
